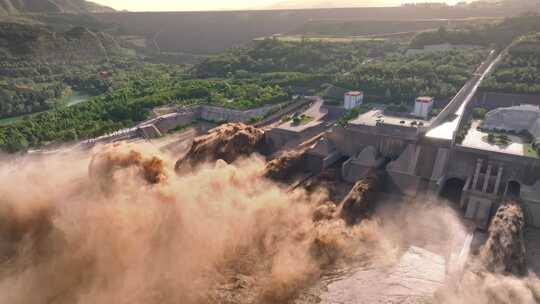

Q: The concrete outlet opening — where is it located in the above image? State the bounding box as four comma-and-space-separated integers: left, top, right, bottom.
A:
440, 178, 466, 204
506, 180, 521, 199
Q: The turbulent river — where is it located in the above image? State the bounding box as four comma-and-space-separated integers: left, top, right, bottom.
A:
2, 122, 540, 304
296, 248, 447, 304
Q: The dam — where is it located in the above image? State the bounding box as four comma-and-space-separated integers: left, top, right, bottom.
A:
302, 48, 540, 230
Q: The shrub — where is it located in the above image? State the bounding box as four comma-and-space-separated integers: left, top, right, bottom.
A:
472, 107, 488, 119
487, 133, 496, 144
336, 104, 372, 127
520, 129, 534, 143
291, 114, 313, 126
499, 134, 510, 144
455, 121, 472, 144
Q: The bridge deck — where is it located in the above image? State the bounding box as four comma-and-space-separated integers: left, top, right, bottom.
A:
426, 49, 501, 142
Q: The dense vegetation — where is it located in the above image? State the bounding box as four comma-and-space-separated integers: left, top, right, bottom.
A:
289, 19, 452, 37
0, 32, 486, 152
0, 0, 113, 15
410, 14, 540, 49
0, 80, 70, 118
0, 23, 128, 62
290, 17, 506, 39
408, 14, 540, 95
410, 27, 489, 48
336, 50, 483, 104
194, 39, 400, 77
0, 69, 287, 152
336, 104, 372, 127
5, 12, 539, 152
0, 21, 139, 119
0, 59, 114, 118
94, 5, 534, 54
196, 39, 482, 105
0, 56, 171, 119
481, 33, 540, 94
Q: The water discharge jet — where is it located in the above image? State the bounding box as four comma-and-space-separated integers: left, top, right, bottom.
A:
2, 123, 540, 303
263, 148, 307, 182
89, 146, 168, 192
478, 200, 527, 276
175, 123, 265, 171
0, 144, 396, 304
338, 170, 385, 226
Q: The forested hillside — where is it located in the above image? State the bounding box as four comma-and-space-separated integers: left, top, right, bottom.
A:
481, 32, 540, 94
195, 39, 483, 104
0, 13, 536, 153
0, 22, 133, 119
337, 50, 483, 103
410, 27, 489, 48
0, 64, 287, 152
0, 23, 127, 62
410, 13, 540, 48
288, 19, 490, 37
193, 39, 400, 77
0, 0, 113, 15
93, 6, 516, 54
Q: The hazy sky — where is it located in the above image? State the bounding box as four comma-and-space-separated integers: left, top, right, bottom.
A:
92, 0, 274, 11
91, 0, 462, 12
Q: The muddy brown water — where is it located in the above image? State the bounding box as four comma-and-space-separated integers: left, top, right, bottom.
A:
295, 248, 445, 304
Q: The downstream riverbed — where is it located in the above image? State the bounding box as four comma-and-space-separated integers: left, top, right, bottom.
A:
296, 247, 446, 304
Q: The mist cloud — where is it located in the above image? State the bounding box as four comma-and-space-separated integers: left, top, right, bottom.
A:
0, 143, 539, 304
0, 144, 392, 304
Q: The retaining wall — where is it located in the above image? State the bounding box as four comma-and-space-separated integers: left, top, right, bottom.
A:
266, 121, 327, 151
200, 104, 276, 123
473, 92, 540, 110
139, 103, 282, 138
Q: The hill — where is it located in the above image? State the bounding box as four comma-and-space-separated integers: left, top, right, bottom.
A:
409, 14, 540, 49
288, 19, 497, 37
0, 22, 127, 62
94, 6, 521, 54
481, 32, 540, 94
0, 0, 114, 15
263, 0, 397, 10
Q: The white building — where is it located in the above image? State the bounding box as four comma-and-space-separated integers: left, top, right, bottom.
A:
344, 91, 364, 110
413, 96, 434, 119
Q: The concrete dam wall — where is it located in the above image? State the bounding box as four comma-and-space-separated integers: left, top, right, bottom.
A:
139, 104, 280, 138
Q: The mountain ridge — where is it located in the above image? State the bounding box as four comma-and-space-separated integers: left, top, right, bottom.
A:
0, 0, 114, 15
0, 22, 128, 63
261, 0, 405, 10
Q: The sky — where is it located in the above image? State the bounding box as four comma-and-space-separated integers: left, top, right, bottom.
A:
91, 0, 463, 12
91, 0, 276, 11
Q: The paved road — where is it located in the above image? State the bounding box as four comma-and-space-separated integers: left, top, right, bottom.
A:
426, 49, 505, 141
254, 97, 318, 128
